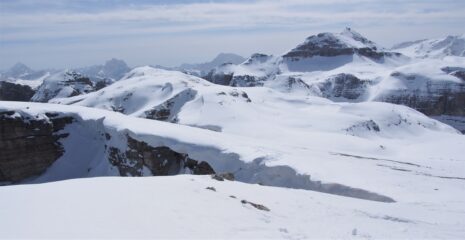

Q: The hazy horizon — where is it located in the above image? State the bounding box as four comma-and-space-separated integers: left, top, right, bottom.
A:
1, 0, 464, 70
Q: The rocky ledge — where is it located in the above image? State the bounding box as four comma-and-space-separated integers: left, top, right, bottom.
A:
0, 111, 73, 182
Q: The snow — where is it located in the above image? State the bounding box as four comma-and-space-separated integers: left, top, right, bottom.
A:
1, 175, 464, 239
1, 66, 463, 205
1, 28, 465, 238
392, 34, 465, 58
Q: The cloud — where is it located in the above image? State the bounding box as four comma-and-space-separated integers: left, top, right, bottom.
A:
2, 0, 464, 41
0, 0, 464, 68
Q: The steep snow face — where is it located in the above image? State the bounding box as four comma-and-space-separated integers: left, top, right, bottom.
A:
179, 53, 246, 76
392, 34, 465, 58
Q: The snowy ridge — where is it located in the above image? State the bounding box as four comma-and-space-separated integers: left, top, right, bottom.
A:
392, 34, 465, 58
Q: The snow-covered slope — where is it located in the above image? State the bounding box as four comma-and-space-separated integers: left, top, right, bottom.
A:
42, 67, 465, 195
31, 71, 102, 102
1, 59, 131, 103
1, 175, 465, 239
392, 34, 465, 58
1, 65, 465, 237
200, 29, 465, 132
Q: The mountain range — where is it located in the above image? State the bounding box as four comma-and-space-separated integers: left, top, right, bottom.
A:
1, 28, 465, 238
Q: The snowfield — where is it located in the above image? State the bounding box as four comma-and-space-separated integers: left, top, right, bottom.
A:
1, 175, 465, 239
1, 79, 464, 237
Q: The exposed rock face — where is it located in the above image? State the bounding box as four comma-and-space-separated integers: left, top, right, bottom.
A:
216, 90, 252, 103
0, 111, 72, 182
0, 81, 35, 101
345, 120, 381, 136
382, 92, 465, 116
204, 66, 234, 85
282, 30, 401, 61
243, 53, 273, 65
319, 74, 369, 101
144, 89, 197, 122
109, 136, 215, 176
205, 70, 266, 87
230, 75, 265, 87
378, 72, 465, 116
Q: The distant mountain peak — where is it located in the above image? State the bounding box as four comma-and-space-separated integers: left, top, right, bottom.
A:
179, 53, 246, 76
104, 58, 128, 67
283, 28, 393, 60
76, 58, 131, 81
209, 53, 246, 64
3, 62, 36, 79
9, 62, 33, 73
391, 34, 465, 58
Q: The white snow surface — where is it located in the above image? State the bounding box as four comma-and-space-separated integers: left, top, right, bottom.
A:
1, 67, 465, 236
392, 34, 465, 58
1, 175, 465, 239
1, 29, 465, 238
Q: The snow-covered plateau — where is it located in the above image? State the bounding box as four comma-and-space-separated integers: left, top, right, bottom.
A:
0, 28, 464, 239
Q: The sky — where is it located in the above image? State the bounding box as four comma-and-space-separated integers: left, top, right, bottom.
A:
0, 0, 464, 70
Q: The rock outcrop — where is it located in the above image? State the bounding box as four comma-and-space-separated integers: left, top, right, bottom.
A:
378, 72, 465, 116
109, 136, 215, 176
144, 89, 197, 122
0, 81, 35, 101
283, 28, 401, 61
0, 111, 72, 182
319, 73, 369, 101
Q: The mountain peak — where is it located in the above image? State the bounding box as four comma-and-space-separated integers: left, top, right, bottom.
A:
391, 34, 465, 58
10, 62, 32, 72
104, 58, 128, 67
211, 53, 246, 64
3, 62, 34, 78
283, 28, 389, 60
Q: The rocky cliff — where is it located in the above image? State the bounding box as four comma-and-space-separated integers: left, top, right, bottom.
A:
0, 111, 72, 182
0, 81, 36, 101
